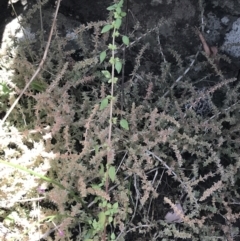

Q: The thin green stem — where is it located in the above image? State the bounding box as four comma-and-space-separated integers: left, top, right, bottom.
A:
0, 159, 92, 213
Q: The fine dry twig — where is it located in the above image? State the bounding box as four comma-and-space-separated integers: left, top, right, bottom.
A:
195, 26, 218, 59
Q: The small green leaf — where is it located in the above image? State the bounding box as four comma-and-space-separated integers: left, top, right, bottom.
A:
115, 61, 122, 74
100, 98, 108, 110
113, 202, 118, 209
112, 77, 118, 84
102, 200, 107, 208
114, 31, 120, 37
109, 166, 116, 182
108, 78, 117, 84
31, 80, 47, 92
0, 83, 10, 95
109, 56, 114, 64
114, 18, 122, 29
101, 24, 113, 33
122, 35, 129, 46
98, 212, 106, 229
107, 4, 117, 11
105, 210, 110, 215
92, 219, 98, 229
108, 44, 117, 50
117, 0, 124, 8
100, 51, 106, 63
99, 164, 104, 176
114, 12, 120, 19
91, 184, 101, 190
101, 70, 111, 79
120, 119, 129, 130
94, 145, 99, 154
120, 12, 126, 17
108, 216, 113, 223
111, 232, 116, 240
112, 117, 117, 124
88, 220, 92, 225
116, 7, 121, 14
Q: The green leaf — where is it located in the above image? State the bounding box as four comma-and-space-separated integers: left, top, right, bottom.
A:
112, 117, 117, 124
91, 184, 101, 190
31, 80, 47, 92
94, 145, 99, 154
114, 12, 120, 19
113, 202, 118, 209
122, 35, 129, 46
120, 119, 129, 130
98, 212, 106, 230
109, 166, 116, 182
110, 77, 118, 84
0, 82, 10, 96
105, 210, 110, 215
120, 12, 126, 17
108, 44, 117, 50
102, 200, 107, 208
101, 70, 111, 79
99, 164, 104, 176
115, 61, 122, 74
100, 98, 108, 110
116, 7, 121, 14
111, 232, 116, 240
108, 216, 113, 223
100, 51, 106, 63
114, 31, 120, 37
117, 0, 124, 8
101, 24, 113, 33
107, 4, 117, 11
92, 220, 98, 230
109, 56, 114, 64
114, 18, 122, 29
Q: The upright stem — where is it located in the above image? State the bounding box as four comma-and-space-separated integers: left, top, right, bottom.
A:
106, 27, 116, 190
103, 22, 117, 241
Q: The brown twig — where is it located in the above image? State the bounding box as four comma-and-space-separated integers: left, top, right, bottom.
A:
195, 26, 219, 69
195, 26, 211, 57
195, 26, 218, 58
1, 0, 62, 126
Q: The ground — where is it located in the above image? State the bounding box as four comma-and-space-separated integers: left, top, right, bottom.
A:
2, 0, 240, 76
